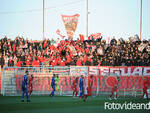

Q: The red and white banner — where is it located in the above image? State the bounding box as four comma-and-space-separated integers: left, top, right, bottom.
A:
15, 66, 150, 93
89, 33, 101, 40
88, 66, 150, 91
62, 14, 80, 40
88, 66, 150, 76
70, 66, 88, 76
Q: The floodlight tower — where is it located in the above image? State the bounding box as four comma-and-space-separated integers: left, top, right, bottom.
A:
86, 0, 88, 39
140, 0, 142, 40
43, 0, 45, 40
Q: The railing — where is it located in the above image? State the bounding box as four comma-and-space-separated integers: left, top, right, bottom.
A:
1, 66, 149, 97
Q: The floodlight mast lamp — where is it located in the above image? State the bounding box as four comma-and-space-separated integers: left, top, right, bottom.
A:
43, 0, 45, 40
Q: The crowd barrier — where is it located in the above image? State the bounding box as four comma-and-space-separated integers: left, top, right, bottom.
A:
1, 66, 150, 96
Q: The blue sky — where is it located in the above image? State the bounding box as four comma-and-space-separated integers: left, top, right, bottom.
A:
0, 0, 150, 41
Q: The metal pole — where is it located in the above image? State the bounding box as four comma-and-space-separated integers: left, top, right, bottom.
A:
43, 0, 45, 40
86, 0, 88, 38
140, 0, 142, 40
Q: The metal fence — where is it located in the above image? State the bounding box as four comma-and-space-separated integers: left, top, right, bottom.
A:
1, 66, 143, 97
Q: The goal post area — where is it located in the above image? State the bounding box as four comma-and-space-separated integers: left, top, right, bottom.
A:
1, 66, 149, 97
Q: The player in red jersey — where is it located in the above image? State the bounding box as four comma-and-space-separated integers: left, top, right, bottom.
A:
109, 76, 120, 100
28, 74, 34, 96
141, 77, 149, 100
72, 77, 79, 98
83, 75, 94, 102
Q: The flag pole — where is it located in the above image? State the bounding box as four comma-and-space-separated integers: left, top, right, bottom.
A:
140, 0, 142, 41
86, 0, 88, 39
43, 0, 45, 40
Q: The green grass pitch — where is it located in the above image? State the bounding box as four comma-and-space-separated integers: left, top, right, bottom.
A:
0, 95, 149, 113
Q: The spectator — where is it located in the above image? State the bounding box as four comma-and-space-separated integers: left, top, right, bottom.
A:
0, 35, 149, 67
0, 55, 4, 69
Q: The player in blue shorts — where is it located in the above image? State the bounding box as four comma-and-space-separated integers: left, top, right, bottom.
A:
79, 75, 84, 98
50, 74, 56, 97
21, 71, 30, 102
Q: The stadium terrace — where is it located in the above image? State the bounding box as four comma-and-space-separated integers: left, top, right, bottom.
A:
0, 35, 150, 69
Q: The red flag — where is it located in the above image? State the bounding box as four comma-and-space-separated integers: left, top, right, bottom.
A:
62, 14, 80, 40
79, 34, 84, 42
90, 33, 101, 40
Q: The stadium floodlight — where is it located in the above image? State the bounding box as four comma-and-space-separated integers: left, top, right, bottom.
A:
86, 0, 88, 38
43, 0, 45, 40
140, 0, 142, 40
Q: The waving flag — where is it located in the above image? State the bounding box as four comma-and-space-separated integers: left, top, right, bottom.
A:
79, 34, 84, 42
62, 14, 80, 40
90, 33, 101, 40
56, 29, 65, 39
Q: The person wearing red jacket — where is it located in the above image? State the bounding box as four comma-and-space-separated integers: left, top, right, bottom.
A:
66, 54, 72, 65
59, 58, 66, 66
32, 58, 40, 67
76, 57, 82, 66
16, 60, 23, 67
51, 58, 58, 66
12, 43, 16, 52
83, 55, 87, 65
26, 59, 31, 67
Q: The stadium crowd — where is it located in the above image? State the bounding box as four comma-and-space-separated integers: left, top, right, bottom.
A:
0, 35, 150, 68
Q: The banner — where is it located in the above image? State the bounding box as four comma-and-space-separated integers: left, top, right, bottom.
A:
88, 66, 150, 91
15, 73, 150, 93
70, 66, 88, 76
88, 66, 150, 76
89, 33, 101, 40
105, 76, 118, 87
14, 66, 150, 94
62, 14, 80, 40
